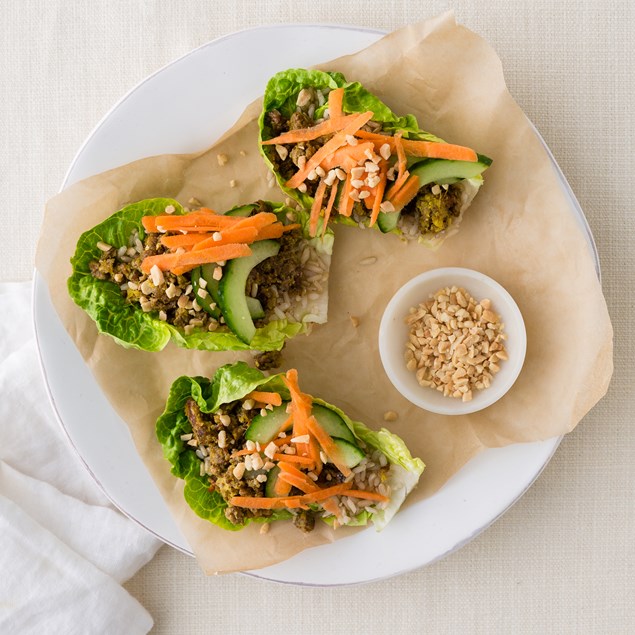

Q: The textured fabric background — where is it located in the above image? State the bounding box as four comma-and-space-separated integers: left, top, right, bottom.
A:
1, 1, 632, 633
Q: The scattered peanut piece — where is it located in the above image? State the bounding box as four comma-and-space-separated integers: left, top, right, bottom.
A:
383, 411, 398, 422
217, 153, 229, 166
350, 315, 360, 328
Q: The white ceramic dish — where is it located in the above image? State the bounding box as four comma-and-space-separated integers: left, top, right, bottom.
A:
379, 267, 526, 415
33, 24, 600, 586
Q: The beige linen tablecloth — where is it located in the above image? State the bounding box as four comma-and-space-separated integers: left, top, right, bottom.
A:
2, 1, 632, 633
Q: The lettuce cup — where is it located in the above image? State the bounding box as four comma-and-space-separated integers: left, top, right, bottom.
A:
68, 198, 333, 352
156, 362, 424, 533
259, 69, 491, 248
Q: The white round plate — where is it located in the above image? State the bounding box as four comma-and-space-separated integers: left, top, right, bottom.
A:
33, 24, 600, 586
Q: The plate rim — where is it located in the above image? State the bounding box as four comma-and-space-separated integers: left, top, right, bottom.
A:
33, 22, 597, 586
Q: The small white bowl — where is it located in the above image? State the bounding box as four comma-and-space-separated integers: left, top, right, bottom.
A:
379, 267, 526, 415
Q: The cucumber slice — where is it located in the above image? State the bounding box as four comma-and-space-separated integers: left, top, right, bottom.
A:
191, 266, 221, 319
246, 296, 265, 319
312, 404, 356, 445
225, 204, 258, 217
409, 154, 492, 186
329, 438, 365, 468
245, 403, 289, 444
376, 211, 400, 233
218, 239, 281, 343
265, 465, 282, 498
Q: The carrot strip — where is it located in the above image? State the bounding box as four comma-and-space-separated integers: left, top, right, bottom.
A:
141, 243, 251, 274
327, 87, 344, 119
385, 169, 411, 201
277, 471, 319, 494
191, 227, 259, 251
261, 112, 359, 146
141, 216, 159, 233
338, 171, 354, 217
369, 163, 388, 227
354, 130, 478, 162
345, 489, 390, 503
309, 180, 327, 237
300, 483, 353, 503
152, 213, 243, 230
394, 132, 406, 184
273, 477, 292, 497
305, 415, 352, 478
286, 111, 374, 189
387, 173, 422, 211
160, 234, 209, 249
319, 142, 374, 172
231, 449, 261, 458
272, 453, 314, 465
231, 212, 278, 231
246, 391, 283, 407
283, 369, 314, 458
321, 183, 339, 237
321, 497, 344, 520
229, 495, 304, 509
254, 223, 300, 241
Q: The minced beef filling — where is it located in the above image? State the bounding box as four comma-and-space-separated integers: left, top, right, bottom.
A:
264, 109, 330, 197
89, 233, 211, 328
185, 398, 324, 530
402, 183, 463, 234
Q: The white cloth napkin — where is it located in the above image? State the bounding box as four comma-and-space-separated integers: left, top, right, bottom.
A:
0, 282, 160, 634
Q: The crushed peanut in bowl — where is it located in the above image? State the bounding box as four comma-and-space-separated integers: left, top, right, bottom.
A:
378, 267, 526, 415
404, 286, 508, 403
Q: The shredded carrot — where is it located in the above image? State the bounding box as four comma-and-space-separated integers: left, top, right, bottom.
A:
246, 391, 283, 407
387, 173, 421, 211
309, 180, 327, 237
319, 142, 375, 172
231, 448, 261, 458
229, 212, 278, 231
321, 497, 344, 520
286, 111, 374, 189
338, 171, 354, 217
151, 212, 242, 230
385, 168, 411, 200
369, 163, 388, 227
345, 489, 390, 503
159, 233, 209, 249
277, 471, 319, 494
254, 223, 301, 241
272, 453, 314, 465
273, 478, 292, 497
394, 132, 406, 183
191, 226, 259, 251
321, 183, 339, 237
304, 415, 352, 478
299, 482, 353, 503
354, 130, 478, 162
327, 87, 344, 119
261, 112, 359, 146
283, 369, 313, 458
141, 243, 251, 274
229, 495, 303, 509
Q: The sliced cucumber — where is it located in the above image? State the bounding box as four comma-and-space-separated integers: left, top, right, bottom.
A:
376, 211, 400, 233
191, 266, 221, 319
329, 438, 365, 468
225, 204, 258, 217
245, 403, 290, 444
265, 465, 282, 498
246, 296, 265, 319
409, 154, 492, 186
312, 404, 356, 445
218, 239, 281, 343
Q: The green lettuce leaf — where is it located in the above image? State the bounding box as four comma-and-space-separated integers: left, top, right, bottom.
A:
156, 362, 424, 532
68, 198, 333, 352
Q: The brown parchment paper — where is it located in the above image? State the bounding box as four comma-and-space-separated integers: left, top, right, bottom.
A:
35, 12, 613, 574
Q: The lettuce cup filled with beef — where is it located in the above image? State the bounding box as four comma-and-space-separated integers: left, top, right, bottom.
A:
259, 69, 492, 247
68, 198, 333, 351
157, 362, 424, 533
